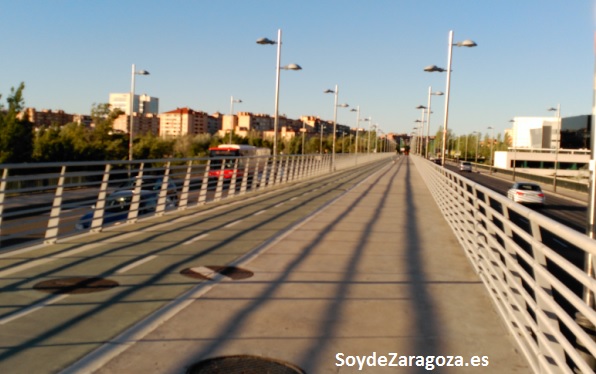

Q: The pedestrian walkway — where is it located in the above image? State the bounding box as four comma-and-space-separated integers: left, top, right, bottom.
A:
84, 157, 530, 373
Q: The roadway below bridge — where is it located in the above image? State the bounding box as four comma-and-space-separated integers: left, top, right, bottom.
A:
442, 161, 589, 233
0, 157, 530, 373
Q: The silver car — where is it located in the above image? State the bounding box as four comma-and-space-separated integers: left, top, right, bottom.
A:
459, 161, 472, 172
507, 182, 545, 205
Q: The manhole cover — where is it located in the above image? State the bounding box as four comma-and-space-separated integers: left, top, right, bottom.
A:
33, 277, 119, 294
186, 355, 305, 374
180, 266, 254, 281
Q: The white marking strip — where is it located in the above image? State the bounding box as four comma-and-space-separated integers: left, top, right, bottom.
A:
253, 210, 267, 216
189, 266, 219, 280
224, 220, 242, 228
116, 255, 158, 274
0, 294, 69, 325
0, 258, 54, 277
274, 203, 285, 208
290, 197, 297, 201
183, 233, 209, 245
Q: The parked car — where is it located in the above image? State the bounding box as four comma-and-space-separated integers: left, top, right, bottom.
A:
507, 182, 545, 206
459, 161, 472, 172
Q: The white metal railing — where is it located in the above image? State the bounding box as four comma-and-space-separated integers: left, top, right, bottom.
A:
412, 155, 596, 373
0, 152, 391, 250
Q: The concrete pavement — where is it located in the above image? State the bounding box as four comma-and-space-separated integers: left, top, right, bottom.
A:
79, 156, 530, 373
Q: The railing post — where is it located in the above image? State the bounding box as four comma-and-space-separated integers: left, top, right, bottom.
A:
0, 168, 8, 231
228, 159, 239, 197
155, 161, 171, 216
44, 165, 66, 244
127, 163, 144, 223
239, 157, 249, 195
214, 160, 225, 202
198, 160, 210, 205
529, 218, 565, 369
178, 160, 193, 210
91, 164, 112, 232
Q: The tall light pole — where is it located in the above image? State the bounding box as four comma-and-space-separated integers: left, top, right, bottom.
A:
548, 105, 561, 192
129, 64, 150, 162
424, 30, 477, 166
488, 126, 495, 174
324, 85, 349, 171
257, 29, 302, 155
426, 87, 444, 159
473, 131, 480, 170
416, 105, 427, 155
229, 96, 242, 144
365, 117, 372, 154
351, 106, 360, 154
509, 119, 517, 181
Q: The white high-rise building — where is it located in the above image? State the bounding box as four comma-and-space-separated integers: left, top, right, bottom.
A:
109, 93, 159, 115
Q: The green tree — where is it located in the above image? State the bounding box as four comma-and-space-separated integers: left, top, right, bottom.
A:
0, 83, 33, 163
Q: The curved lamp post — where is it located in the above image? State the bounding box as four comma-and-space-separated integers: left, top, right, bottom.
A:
488, 126, 495, 174
129, 64, 150, 161
416, 105, 427, 155
229, 96, 243, 144
324, 85, 349, 171
257, 29, 302, 155
424, 30, 477, 167
548, 105, 561, 192
426, 88, 444, 159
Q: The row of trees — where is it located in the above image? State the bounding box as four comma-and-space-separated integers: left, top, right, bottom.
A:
413, 129, 510, 163
0, 83, 389, 164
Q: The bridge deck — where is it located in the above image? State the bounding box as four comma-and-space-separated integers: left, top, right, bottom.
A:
85, 157, 530, 373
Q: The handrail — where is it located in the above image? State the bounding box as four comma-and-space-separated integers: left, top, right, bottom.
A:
0, 153, 391, 250
412, 155, 596, 373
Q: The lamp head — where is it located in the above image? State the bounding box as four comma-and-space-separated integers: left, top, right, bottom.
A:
256, 37, 276, 45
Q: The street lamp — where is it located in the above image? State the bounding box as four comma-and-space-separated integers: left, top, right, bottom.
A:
324, 85, 349, 171
426, 88, 444, 159
473, 131, 480, 170
129, 64, 150, 161
416, 105, 427, 155
548, 105, 561, 192
488, 126, 494, 174
424, 30, 477, 167
229, 96, 243, 144
351, 107, 360, 154
509, 119, 517, 181
257, 29, 302, 155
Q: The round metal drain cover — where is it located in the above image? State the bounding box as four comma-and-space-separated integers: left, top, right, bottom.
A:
186, 355, 305, 374
33, 277, 119, 294
181, 266, 254, 281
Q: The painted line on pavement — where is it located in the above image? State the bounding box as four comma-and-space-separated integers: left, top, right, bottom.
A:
116, 255, 158, 274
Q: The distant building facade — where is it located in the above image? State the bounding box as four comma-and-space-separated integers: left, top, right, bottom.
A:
113, 113, 160, 136
109, 93, 159, 115
158, 107, 209, 138
19, 108, 74, 127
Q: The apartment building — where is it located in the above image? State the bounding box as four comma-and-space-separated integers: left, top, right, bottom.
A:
19, 108, 74, 127
159, 107, 209, 138
113, 113, 160, 136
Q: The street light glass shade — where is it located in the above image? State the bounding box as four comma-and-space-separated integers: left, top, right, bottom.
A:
324, 89, 335, 94
282, 63, 302, 70
137, 70, 150, 75
424, 65, 446, 72
338, 103, 349, 108
416, 105, 427, 109
456, 40, 477, 47
432, 91, 444, 96
256, 37, 276, 45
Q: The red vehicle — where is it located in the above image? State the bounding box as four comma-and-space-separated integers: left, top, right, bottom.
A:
208, 144, 270, 185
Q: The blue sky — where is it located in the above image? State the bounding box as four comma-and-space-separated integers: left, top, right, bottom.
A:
1, 1, 594, 137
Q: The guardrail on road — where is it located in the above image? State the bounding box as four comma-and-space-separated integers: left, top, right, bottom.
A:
412, 155, 596, 373
0, 152, 391, 250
